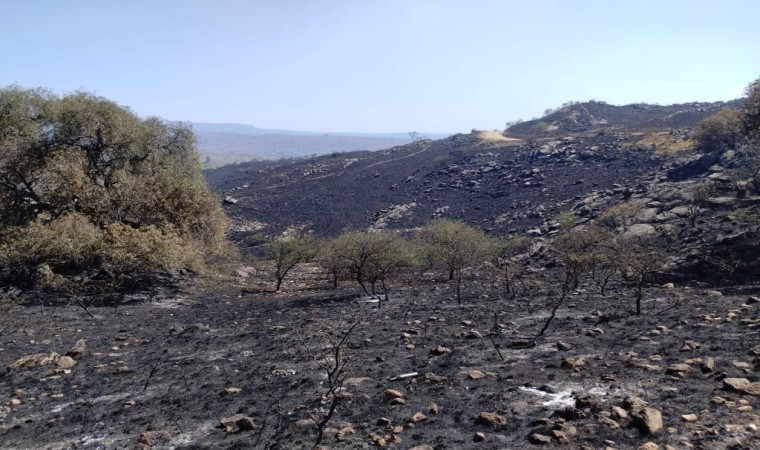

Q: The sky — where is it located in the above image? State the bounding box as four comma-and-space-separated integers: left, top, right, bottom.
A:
2, 0, 759, 134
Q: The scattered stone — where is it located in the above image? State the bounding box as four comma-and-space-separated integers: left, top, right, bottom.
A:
56, 356, 77, 369
428, 402, 439, 414
371, 433, 389, 447
681, 414, 698, 422
10, 399, 21, 406
701, 357, 716, 373
680, 339, 700, 351
220, 414, 257, 433
376, 417, 391, 426
632, 407, 663, 435
746, 296, 760, 305
638, 443, 659, 450
528, 433, 552, 445
223, 196, 239, 205
138, 430, 171, 446
429, 345, 452, 356
411, 412, 426, 423
8, 353, 60, 371
723, 378, 760, 396
666, 363, 693, 376
408, 446, 434, 450
336, 425, 355, 440
551, 430, 570, 444
384, 388, 403, 399
223, 387, 242, 395
424, 372, 447, 383
344, 377, 372, 386
466, 369, 488, 380
749, 345, 760, 356
611, 406, 629, 420
661, 283, 675, 289
65, 339, 86, 359
390, 398, 406, 405
557, 342, 572, 351
562, 357, 586, 369
473, 431, 486, 442
295, 418, 316, 428
475, 412, 508, 427
623, 396, 649, 411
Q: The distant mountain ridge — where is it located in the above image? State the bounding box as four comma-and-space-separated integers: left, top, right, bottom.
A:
191, 122, 452, 166
191, 122, 451, 140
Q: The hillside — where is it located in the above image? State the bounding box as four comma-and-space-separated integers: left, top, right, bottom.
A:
3, 96, 760, 450
507, 100, 743, 136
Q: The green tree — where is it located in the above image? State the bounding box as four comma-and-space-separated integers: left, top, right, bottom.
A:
740, 77, 760, 183
0, 86, 228, 282
418, 219, 499, 303
270, 231, 317, 291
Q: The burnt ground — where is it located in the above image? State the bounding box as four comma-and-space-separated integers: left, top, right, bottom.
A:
1, 265, 759, 450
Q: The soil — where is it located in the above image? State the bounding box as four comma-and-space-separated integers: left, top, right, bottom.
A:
1, 266, 759, 450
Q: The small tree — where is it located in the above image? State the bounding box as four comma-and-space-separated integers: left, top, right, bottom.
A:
740, 77, 760, 183
614, 236, 664, 315
418, 220, 499, 303
598, 200, 645, 231
270, 231, 317, 291
324, 231, 411, 304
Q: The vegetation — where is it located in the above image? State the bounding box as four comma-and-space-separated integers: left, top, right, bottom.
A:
0, 87, 229, 285
270, 230, 317, 291
317, 230, 411, 305
692, 108, 742, 152
417, 219, 499, 303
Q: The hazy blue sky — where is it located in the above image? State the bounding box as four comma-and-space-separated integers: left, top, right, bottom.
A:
2, 0, 759, 133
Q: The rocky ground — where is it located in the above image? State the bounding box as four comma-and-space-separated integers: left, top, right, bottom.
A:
1, 265, 759, 450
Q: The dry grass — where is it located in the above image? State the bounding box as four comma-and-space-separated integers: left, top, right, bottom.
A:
627, 131, 693, 154
477, 130, 522, 143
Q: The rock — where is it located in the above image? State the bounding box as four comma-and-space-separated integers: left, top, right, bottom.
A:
562, 356, 586, 369
376, 417, 391, 426
344, 377, 372, 386
384, 388, 404, 399
10, 399, 21, 406
411, 412, 427, 423
661, 283, 675, 289
8, 352, 60, 371
295, 418, 316, 428
623, 396, 649, 411
424, 372, 447, 383
723, 378, 760, 396
138, 430, 171, 446
56, 356, 77, 369
475, 412, 508, 427
220, 414, 257, 433
680, 339, 700, 351
371, 433, 389, 447
222, 387, 242, 395
336, 425, 355, 440
408, 446, 434, 450
624, 223, 657, 238
65, 339, 86, 358
701, 357, 716, 373
528, 433, 552, 445
390, 398, 406, 405
611, 406, 629, 420
551, 430, 570, 444
428, 402, 439, 414
556, 341, 572, 351
632, 407, 663, 435
576, 394, 601, 410
467, 369, 488, 380
749, 345, 760, 356
223, 196, 238, 205
473, 432, 486, 442
429, 345, 452, 356
746, 296, 760, 305
638, 443, 659, 450
681, 414, 698, 422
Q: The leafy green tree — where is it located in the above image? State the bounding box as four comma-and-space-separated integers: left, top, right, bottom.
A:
319, 231, 411, 305
0, 86, 228, 282
270, 231, 317, 291
418, 219, 499, 303
740, 77, 760, 183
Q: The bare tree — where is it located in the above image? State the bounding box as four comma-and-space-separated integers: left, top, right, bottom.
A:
296, 318, 361, 448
